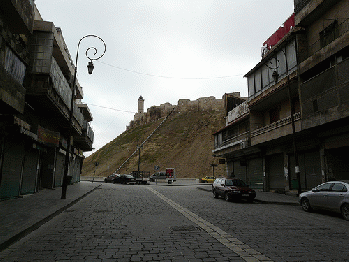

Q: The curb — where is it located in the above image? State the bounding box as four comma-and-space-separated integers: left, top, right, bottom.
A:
0, 184, 101, 252
253, 199, 300, 206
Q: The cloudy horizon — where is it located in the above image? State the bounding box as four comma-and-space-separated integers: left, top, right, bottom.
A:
34, 0, 295, 156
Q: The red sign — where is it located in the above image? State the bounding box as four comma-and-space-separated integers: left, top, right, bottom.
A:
263, 13, 295, 50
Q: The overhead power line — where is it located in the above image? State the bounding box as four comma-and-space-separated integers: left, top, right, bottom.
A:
97, 61, 244, 80
89, 104, 136, 114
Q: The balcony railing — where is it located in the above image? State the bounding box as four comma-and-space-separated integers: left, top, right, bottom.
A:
5, 46, 26, 85
50, 58, 72, 109
251, 112, 301, 138
83, 121, 94, 142
213, 131, 250, 153
50, 58, 84, 128
226, 102, 249, 125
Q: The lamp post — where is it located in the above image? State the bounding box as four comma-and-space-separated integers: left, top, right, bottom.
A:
61, 35, 106, 199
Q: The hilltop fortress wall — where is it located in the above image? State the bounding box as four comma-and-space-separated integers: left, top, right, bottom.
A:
127, 96, 225, 130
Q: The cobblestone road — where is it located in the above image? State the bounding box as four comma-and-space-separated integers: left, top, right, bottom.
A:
1, 183, 348, 261
155, 185, 349, 262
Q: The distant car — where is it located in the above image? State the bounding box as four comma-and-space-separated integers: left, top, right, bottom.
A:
201, 176, 216, 183
299, 180, 349, 221
113, 174, 136, 184
104, 173, 120, 183
212, 178, 256, 202
149, 172, 167, 182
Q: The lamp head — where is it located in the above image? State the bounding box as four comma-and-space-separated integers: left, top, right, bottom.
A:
87, 61, 94, 74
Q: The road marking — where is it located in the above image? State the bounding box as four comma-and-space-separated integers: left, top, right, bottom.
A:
147, 187, 273, 262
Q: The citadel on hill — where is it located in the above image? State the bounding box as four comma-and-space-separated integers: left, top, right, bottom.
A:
127, 93, 246, 129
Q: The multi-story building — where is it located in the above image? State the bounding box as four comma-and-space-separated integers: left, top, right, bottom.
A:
214, 0, 349, 193
295, 0, 349, 182
214, 14, 300, 192
0, 2, 94, 199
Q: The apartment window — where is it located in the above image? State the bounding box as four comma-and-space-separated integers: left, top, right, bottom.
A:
320, 20, 339, 48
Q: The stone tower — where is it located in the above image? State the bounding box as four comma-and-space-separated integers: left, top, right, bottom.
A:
138, 95, 144, 114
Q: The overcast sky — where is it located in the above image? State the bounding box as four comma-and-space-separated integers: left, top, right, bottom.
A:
34, 0, 294, 156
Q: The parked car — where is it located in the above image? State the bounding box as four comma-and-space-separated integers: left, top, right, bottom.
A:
201, 176, 216, 183
113, 174, 136, 184
149, 172, 167, 182
299, 180, 349, 221
212, 178, 256, 202
104, 173, 120, 183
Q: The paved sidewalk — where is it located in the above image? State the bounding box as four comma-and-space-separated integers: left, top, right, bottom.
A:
0, 181, 101, 251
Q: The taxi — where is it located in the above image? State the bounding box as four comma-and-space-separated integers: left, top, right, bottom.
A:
201, 176, 216, 183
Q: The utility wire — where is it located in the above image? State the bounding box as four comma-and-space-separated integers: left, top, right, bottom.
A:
115, 109, 174, 173
97, 60, 244, 80
89, 104, 136, 114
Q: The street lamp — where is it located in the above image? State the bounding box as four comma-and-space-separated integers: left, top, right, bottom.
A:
61, 35, 106, 199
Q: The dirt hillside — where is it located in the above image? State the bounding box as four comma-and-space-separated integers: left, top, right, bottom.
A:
82, 109, 226, 178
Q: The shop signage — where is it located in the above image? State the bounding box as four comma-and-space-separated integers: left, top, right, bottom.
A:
38, 126, 60, 147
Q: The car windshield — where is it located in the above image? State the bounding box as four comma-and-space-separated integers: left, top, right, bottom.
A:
226, 179, 247, 187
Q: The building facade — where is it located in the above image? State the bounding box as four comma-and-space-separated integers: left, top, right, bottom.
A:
214, 0, 349, 192
0, 2, 94, 199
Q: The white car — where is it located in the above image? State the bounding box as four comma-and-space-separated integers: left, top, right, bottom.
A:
299, 180, 349, 221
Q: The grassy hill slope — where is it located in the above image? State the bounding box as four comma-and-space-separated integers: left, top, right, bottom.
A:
82, 109, 226, 178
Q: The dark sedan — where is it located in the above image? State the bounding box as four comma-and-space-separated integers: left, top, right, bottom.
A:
113, 174, 136, 184
212, 178, 256, 202
104, 173, 120, 183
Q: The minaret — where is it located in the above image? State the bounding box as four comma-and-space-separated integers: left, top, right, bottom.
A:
138, 95, 144, 114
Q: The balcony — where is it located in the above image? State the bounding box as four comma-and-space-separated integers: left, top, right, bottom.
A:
3, 0, 34, 34
251, 112, 301, 146
213, 131, 250, 156
77, 102, 93, 122
74, 121, 94, 151
31, 21, 83, 98
27, 56, 84, 135
226, 102, 249, 125
295, 0, 339, 26
0, 47, 26, 113
301, 58, 349, 130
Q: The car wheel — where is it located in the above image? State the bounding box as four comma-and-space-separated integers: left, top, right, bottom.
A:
301, 198, 312, 212
213, 190, 219, 199
247, 197, 254, 203
224, 192, 231, 202
341, 203, 349, 221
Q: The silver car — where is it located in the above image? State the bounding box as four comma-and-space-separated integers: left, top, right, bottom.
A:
299, 180, 349, 220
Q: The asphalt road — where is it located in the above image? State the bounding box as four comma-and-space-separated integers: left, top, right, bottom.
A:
1, 183, 348, 262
